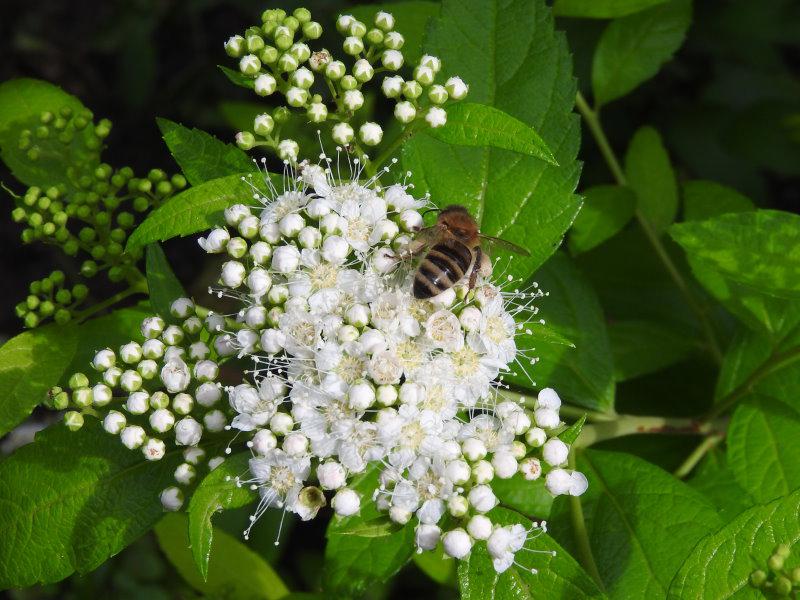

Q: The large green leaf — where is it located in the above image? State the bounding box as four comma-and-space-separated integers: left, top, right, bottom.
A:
0, 322, 78, 437
146, 243, 186, 323
728, 395, 800, 504
671, 210, 800, 300
609, 319, 697, 381
458, 507, 605, 599
425, 102, 557, 164
0, 78, 85, 132
553, 450, 724, 599
553, 0, 669, 18
156, 513, 288, 600
402, 0, 582, 282
688, 450, 754, 519
0, 422, 181, 588
681, 180, 754, 222
507, 253, 615, 412
591, 0, 692, 106
491, 476, 554, 520
188, 452, 257, 580
668, 488, 800, 599
322, 470, 415, 598
568, 185, 636, 254
127, 173, 254, 250
156, 118, 255, 186
624, 126, 678, 234
350, 1, 439, 65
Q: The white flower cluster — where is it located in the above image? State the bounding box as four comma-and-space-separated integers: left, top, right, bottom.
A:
198, 155, 587, 572
60, 297, 232, 511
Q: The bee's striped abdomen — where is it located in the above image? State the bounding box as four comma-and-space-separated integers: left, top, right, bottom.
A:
413, 241, 473, 299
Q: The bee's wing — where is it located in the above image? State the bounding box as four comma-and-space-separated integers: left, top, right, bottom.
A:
404, 225, 442, 257
478, 234, 531, 257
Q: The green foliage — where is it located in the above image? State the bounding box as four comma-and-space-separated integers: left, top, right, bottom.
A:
568, 184, 636, 254
425, 102, 558, 164
156, 118, 255, 185
349, 1, 439, 65
156, 513, 289, 599
0, 322, 78, 436
187, 452, 257, 580
553, 0, 669, 19
609, 320, 697, 381
458, 507, 605, 599
0, 422, 181, 589
403, 0, 582, 282
127, 173, 253, 249
145, 243, 186, 322
681, 180, 754, 222
688, 451, 754, 519
668, 488, 800, 598
624, 126, 678, 234
591, 0, 692, 106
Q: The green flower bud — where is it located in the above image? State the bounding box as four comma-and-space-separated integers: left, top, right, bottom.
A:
375, 11, 395, 31
278, 52, 299, 73
286, 87, 309, 107
148, 168, 166, 182
303, 21, 322, 39
325, 60, 346, 80
792, 566, 800, 583
24, 312, 39, 328
239, 54, 261, 75
254, 113, 275, 136
340, 75, 358, 91
225, 35, 245, 57
289, 42, 311, 62
359, 122, 383, 146
352, 58, 374, 82
133, 196, 150, 212
172, 174, 187, 189
37, 196, 51, 211
52, 390, 69, 410
138, 179, 152, 193
64, 411, 85, 431
110, 228, 127, 244
382, 49, 404, 70
107, 266, 125, 283
291, 67, 314, 89
413, 65, 435, 86
366, 28, 384, 45
343, 36, 364, 56
267, 306, 284, 327
117, 211, 135, 229
274, 32, 293, 51
55, 289, 72, 305
40, 111, 53, 124
428, 84, 449, 104
81, 260, 98, 277
95, 119, 112, 139
106, 241, 123, 257
36, 125, 49, 139
72, 284, 89, 301
54, 309, 72, 325
254, 73, 277, 96
15, 303, 27, 318
28, 213, 43, 228
46, 186, 60, 200
69, 372, 90, 389
349, 20, 367, 37
26, 295, 40, 310
259, 45, 279, 64
262, 8, 285, 22
42, 222, 56, 236
277, 139, 299, 162
332, 122, 354, 144
384, 31, 404, 50
402, 80, 423, 99
26, 147, 40, 161
293, 7, 311, 23
39, 300, 55, 317
235, 131, 256, 150
284, 16, 300, 32
307, 103, 328, 123
273, 107, 290, 123
336, 14, 355, 34
12, 207, 26, 222
769, 553, 786, 571
774, 576, 792, 596
775, 544, 791, 558
246, 34, 265, 53
262, 20, 278, 37
156, 180, 172, 195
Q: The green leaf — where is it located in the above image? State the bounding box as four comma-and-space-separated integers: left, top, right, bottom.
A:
624, 126, 678, 233
156, 513, 289, 600
560, 414, 587, 445
156, 118, 255, 186
506, 253, 615, 412
668, 488, 800, 599
688, 450, 754, 519
553, 450, 724, 598
413, 546, 456, 586
403, 0, 582, 282
145, 243, 186, 322
491, 476, 554, 520
568, 185, 636, 254
458, 507, 605, 599
127, 173, 254, 250
728, 395, 800, 504
425, 103, 557, 164
0, 322, 78, 437
0, 78, 85, 132
553, 0, 669, 18
188, 452, 257, 581
350, 1, 439, 65
0, 421, 182, 588
671, 210, 800, 299
323, 469, 415, 597
591, 0, 692, 106
682, 180, 754, 222
609, 319, 697, 381
219, 65, 255, 90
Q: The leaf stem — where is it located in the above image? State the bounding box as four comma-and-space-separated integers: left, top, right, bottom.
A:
568, 450, 605, 590
673, 432, 724, 479
574, 91, 723, 365
574, 413, 725, 448
73, 279, 148, 323
704, 344, 800, 421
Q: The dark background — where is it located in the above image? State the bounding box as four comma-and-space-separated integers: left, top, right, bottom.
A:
1, 0, 798, 597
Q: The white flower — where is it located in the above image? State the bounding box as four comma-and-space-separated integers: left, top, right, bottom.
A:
467, 515, 493, 540
161, 359, 191, 393
416, 524, 441, 551
425, 107, 447, 128
317, 461, 346, 489
487, 524, 527, 573
221, 261, 246, 287
369, 351, 404, 385
534, 408, 560, 429
468, 484, 498, 513
332, 488, 361, 516
382, 49, 404, 70
424, 310, 464, 352
198, 228, 230, 253
542, 438, 569, 466
272, 245, 301, 273
359, 122, 383, 146
175, 417, 203, 446
160, 487, 184, 511
442, 529, 472, 559
537, 387, 561, 410
121, 425, 146, 449
445, 76, 469, 100
332, 123, 354, 144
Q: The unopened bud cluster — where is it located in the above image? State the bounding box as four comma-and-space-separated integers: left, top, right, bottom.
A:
750, 543, 800, 597
53, 297, 233, 510
8, 107, 187, 327
196, 158, 585, 570
225, 7, 468, 161
14, 270, 88, 327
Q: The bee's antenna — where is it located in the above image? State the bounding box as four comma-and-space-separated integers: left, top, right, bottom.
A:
421, 207, 442, 217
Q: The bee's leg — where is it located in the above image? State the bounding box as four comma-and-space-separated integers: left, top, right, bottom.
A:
468, 246, 483, 289
397, 238, 426, 261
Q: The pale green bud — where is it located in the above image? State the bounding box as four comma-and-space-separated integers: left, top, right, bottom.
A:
382, 75, 404, 98
278, 52, 299, 73
235, 131, 255, 150
293, 7, 311, 23
343, 36, 364, 56
291, 67, 314, 88
64, 411, 84, 431
381, 49, 404, 70
325, 60, 346, 80
259, 45, 279, 64
307, 103, 328, 123
254, 113, 275, 136
286, 87, 309, 107
239, 54, 261, 75
402, 80, 422, 99
384, 31, 404, 49
303, 21, 322, 39
349, 20, 367, 37
225, 35, 245, 57
352, 59, 374, 82
375, 11, 395, 31
278, 139, 300, 162
332, 123, 354, 144
420, 54, 442, 72
366, 28, 384, 45
290, 43, 311, 62
359, 122, 383, 146
336, 14, 355, 34
428, 84, 448, 104
341, 75, 358, 91
246, 34, 265, 53
413, 65, 435, 86
394, 101, 417, 123
227, 237, 248, 258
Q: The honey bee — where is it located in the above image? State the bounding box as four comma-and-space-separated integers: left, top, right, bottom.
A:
404, 205, 530, 299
